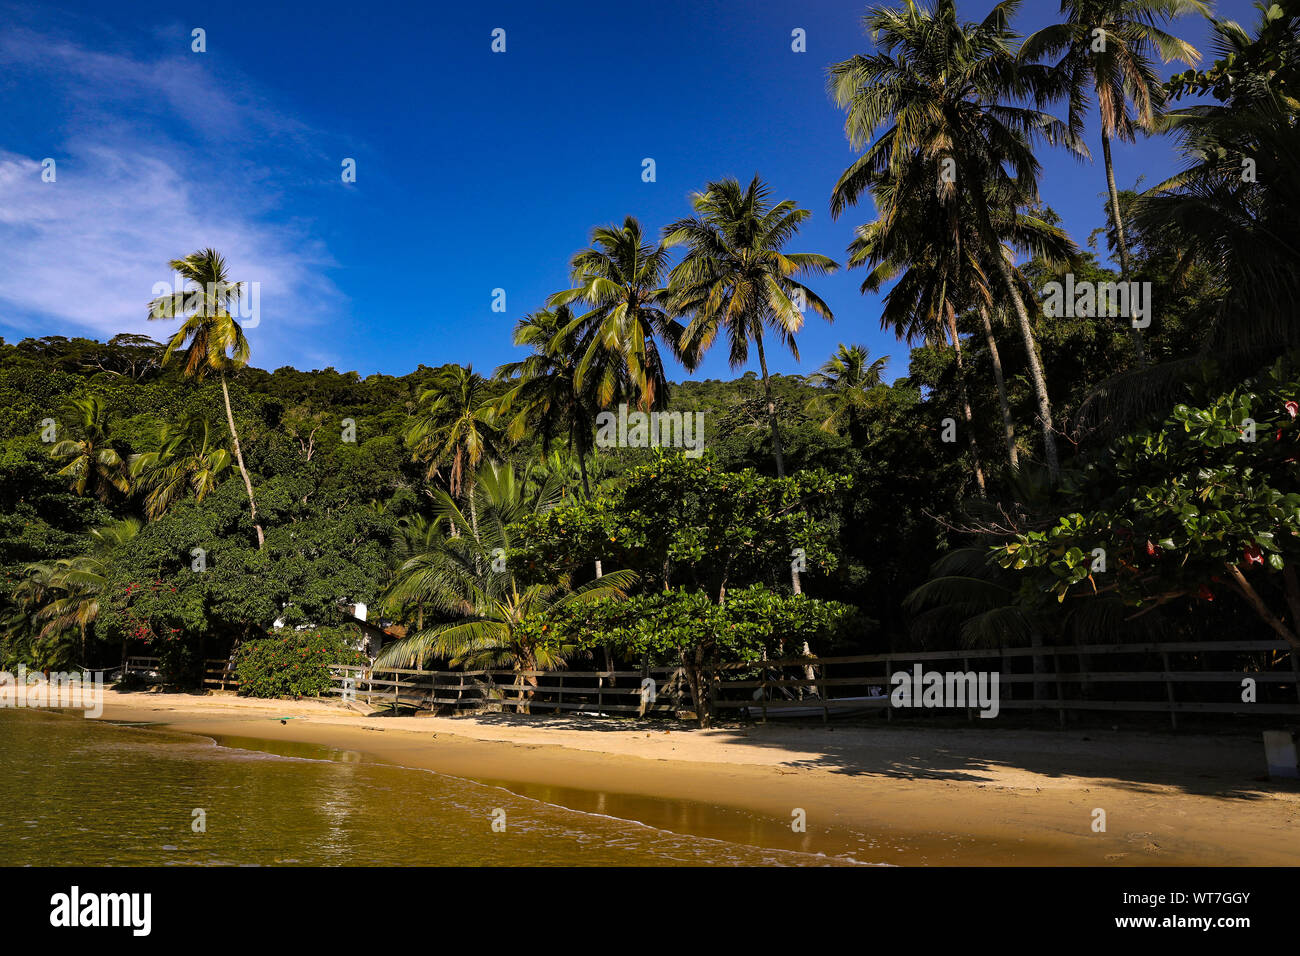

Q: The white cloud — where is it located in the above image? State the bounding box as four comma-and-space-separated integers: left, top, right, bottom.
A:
0, 27, 345, 369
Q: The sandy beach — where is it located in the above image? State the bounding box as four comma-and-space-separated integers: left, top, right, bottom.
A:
90, 688, 1300, 866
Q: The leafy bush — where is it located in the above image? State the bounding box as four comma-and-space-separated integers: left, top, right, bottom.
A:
525, 585, 865, 725
998, 355, 1300, 644
234, 627, 367, 699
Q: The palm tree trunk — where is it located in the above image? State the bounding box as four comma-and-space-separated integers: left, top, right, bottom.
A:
990, 252, 1059, 482
753, 336, 786, 478
579, 448, 604, 578
220, 373, 264, 549
980, 305, 1018, 469
947, 309, 986, 496
1101, 122, 1146, 366
972, 178, 1060, 481
754, 336, 806, 598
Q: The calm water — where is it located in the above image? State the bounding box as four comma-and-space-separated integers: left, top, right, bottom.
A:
0, 709, 870, 866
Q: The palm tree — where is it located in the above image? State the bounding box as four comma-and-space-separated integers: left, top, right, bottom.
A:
147, 248, 264, 548
495, 306, 602, 498
829, 0, 1085, 481
847, 154, 1077, 477
847, 178, 992, 493
382, 514, 446, 632
1022, 0, 1207, 364
48, 395, 130, 502
1133, 6, 1300, 358
378, 462, 636, 708
129, 414, 231, 520
804, 344, 890, 436
550, 216, 685, 411
30, 519, 141, 665
664, 175, 839, 478
404, 365, 503, 539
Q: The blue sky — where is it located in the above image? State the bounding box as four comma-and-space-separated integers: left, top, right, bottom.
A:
0, 0, 1255, 383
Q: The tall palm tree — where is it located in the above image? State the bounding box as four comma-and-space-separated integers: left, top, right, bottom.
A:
664, 175, 839, 478
847, 154, 1077, 476
404, 365, 503, 539
494, 305, 602, 498
129, 414, 231, 520
848, 178, 992, 493
804, 344, 891, 436
1133, 6, 1300, 358
147, 248, 264, 548
550, 216, 685, 411
1022, 0, 1208, 364
49, 395, 130, 502
829, 0, 1085, 481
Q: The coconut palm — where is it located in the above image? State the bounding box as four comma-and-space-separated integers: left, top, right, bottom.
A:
381, 514, 446, 632
1022, 0, 1208, 364
48, 395, 130, 502
1133, 6, 1300, 357
549, 216, 685, 411
847, 152, 1077, 477
664, 175, 838, 478
829, 0, 1085, 481
804, 344, 891, 437
404, 365, 503, 538
28, 519, 141, 665
147, 248, 264, 548
129, 414, 231, 520
494, 305, 602, 498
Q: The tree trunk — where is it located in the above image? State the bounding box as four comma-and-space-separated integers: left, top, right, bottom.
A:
981, 305, 1018, 469
1101, 121, 1146, 366
754, 336, 786, 478
220, 373, 264, 549
947, 308, 986, 496
683, 646, 710, 729
991, 252, 1059, 481
971, 177, 1059, 481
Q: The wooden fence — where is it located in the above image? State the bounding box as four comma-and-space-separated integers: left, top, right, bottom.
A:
327, 639, 1300, 728
124, 656, 239, 690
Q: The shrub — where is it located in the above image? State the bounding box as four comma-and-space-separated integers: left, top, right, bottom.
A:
233, 627, 366, 699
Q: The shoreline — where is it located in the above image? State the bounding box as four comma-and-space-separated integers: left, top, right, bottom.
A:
88, 689, 1300, 866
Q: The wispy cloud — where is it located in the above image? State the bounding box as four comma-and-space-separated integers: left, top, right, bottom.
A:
0, 24, 345, 368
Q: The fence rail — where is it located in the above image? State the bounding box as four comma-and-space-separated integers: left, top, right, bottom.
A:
124, 656, 239, 690
327, 639, 1300, 727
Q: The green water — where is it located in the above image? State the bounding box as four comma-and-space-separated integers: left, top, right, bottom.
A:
0, 710, 870, 866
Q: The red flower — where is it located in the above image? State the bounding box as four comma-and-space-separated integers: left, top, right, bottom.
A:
1285, 401, 1298, 419
1243, 544, 1265, 566
1197, 585, 1215, 602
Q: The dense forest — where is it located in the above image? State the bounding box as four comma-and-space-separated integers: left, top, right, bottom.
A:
2, 1, 1296, 717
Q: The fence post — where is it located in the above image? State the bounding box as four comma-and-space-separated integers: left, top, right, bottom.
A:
1161, 650, 1178, 730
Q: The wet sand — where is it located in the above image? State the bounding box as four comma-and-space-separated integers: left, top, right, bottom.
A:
92, 689, 1300, 865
